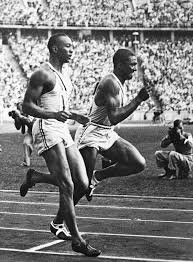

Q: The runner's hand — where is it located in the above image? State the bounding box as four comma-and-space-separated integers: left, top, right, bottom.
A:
70, 112, 90, 125
55, 111, 72, 122
137, 88, 149, 102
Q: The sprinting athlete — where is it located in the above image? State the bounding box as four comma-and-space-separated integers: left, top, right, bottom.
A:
20, 33, 101, 257
75, 48, 149, 201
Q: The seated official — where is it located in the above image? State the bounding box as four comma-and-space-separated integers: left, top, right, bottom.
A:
155, 119, 193, 179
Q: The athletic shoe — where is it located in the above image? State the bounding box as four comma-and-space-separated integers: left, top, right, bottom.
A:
20, 168, 35, 197
72, 241, 101, 257
86, 171, 99, 202
50, 221, 71, 240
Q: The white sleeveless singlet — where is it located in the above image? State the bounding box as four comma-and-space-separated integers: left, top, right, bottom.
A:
32, 63, 74, 155
75, 73, 127, 151
89, 73, 127, 127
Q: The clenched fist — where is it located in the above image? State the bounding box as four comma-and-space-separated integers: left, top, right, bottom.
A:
137, 88, 149, 102
55, 111, 72, 122
70, 112, 90, 125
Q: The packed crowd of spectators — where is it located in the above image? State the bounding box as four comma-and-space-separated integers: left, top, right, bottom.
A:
9, 36, 48, 78
0, 0, 42, 26
1, 0, 193, 28
5, 35, 193, 112
138, 38, 193, 111
0, 51, 27, 108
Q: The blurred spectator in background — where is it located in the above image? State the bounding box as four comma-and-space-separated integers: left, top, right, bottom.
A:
152, 110, 165, 124
9, 102, 34, 167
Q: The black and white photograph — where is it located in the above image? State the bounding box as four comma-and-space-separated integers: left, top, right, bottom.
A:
1, 0, 193, 261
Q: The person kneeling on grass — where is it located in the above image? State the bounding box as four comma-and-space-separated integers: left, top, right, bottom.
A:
155, 119, 193, 180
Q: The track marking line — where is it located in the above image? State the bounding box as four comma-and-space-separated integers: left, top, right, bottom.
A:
1, 211, 193, 224
1, 200, 193, 212
1, 189, 193, 201
0, 226, 193, 241
0, 247, 192, 262
25, 239, 63, 252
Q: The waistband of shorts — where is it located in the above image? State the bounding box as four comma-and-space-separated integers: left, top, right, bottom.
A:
87, 121, 113, 129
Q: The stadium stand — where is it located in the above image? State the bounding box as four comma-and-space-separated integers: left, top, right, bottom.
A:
4, 34, 193, 114
1, 0, 193, 28
1, 0, 193, 122
0, 49, 26, 108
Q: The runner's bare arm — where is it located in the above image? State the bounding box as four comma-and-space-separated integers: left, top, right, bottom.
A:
23, 69, 71, 122
100, 79, 149, 125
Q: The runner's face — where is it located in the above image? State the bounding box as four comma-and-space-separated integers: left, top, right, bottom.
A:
122, 56, 137, 80
57, 36, 73, 63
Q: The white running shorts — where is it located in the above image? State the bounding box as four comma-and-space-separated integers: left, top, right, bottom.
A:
32, 119, 74, 155
75, 123, 119, 151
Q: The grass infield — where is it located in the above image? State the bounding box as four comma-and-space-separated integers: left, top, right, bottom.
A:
1, 122, 193, 197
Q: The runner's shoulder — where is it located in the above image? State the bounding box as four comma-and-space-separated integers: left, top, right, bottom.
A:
30, 64, 54, 87
99, 74, 120, 95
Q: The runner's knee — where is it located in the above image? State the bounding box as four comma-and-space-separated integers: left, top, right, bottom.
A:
125, 155, 146, 172
59, 178, 74, 196
75, 176, 89, 192
54, 167, 74, 195
81, 178, 89, 191
123, 153, 146, 172
136, 156, 146, 172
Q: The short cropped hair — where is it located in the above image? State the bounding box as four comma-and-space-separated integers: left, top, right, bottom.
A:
47, 33, 68, 53
173, 119, 182, 127
113, 48, 135, 67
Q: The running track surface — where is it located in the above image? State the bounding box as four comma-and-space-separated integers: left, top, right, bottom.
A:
0, 190, 193, 262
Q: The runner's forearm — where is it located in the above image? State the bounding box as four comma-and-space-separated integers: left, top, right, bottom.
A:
109, 97, 141, 125
23, 102, 56, 119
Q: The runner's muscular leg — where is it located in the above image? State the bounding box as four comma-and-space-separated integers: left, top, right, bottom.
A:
42, 142, 83, 243
66, 144, 89, 205
96, 137, 146, 181
80, 147, 98, 181
23, 144, 90, 205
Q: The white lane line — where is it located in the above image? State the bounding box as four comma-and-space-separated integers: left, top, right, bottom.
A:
1, 189, 193, 201
1, 200, 193, 212
0, 247, 191, 262
0, 226, 193, 241
0, 227, 47, 233
1, 211, 193, 224
25, 240, 63, 252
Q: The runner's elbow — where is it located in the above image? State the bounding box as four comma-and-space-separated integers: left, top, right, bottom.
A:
22, 102, 33, 116
22, 102, 29, 115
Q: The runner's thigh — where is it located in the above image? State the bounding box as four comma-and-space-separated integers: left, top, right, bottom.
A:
80, 147, 98, 178
42, 142, 72, 184
66, 144, 88, 186
101, 137, 144, 165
